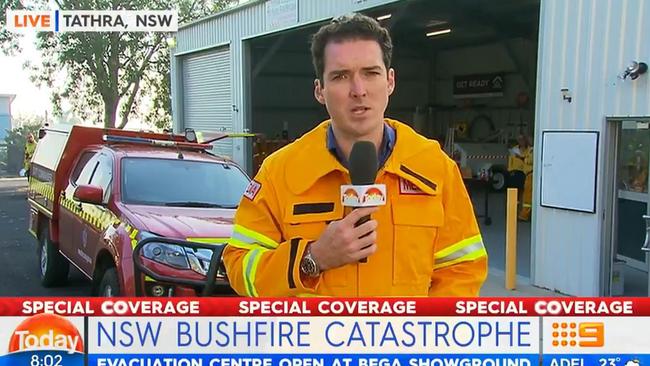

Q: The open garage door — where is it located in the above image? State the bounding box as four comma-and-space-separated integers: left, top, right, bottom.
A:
183, 47, 233, 158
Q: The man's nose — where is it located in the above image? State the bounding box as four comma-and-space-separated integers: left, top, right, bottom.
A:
349, 74, 367, 98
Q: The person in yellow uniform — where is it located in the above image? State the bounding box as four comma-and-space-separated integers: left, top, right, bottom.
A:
510, 136, 533, 221
223, 14, 488, 297
23, 133, 37, 178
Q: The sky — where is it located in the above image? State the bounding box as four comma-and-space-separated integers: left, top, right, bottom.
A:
0, 32, 53, 119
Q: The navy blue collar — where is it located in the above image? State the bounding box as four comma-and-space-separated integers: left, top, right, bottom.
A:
326, 122, 396, 169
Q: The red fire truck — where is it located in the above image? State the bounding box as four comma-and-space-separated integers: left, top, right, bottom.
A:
27, 125, 250, 296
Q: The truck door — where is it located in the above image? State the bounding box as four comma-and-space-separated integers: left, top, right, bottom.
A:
58, 151, 98, 276
81, 152, 114, 276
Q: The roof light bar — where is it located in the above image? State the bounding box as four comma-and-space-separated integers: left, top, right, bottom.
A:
103, 135, 213, 150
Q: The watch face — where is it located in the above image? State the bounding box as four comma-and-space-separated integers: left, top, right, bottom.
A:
301, 257, 317, 276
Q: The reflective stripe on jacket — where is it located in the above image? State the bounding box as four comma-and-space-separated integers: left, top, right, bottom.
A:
223, 119, 488, 297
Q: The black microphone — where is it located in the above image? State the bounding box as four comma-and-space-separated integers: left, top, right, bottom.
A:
348, 141, 378, 263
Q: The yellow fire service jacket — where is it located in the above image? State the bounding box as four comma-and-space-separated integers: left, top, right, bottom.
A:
508, 146, 533, 175
24, 141, 37, 170
223, 119, 488, 297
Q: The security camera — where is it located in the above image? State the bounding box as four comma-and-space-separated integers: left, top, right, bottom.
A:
620, 61, 648, 80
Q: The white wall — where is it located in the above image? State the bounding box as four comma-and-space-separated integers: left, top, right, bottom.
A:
0, 97, 11, 115
533, 0, 650, 295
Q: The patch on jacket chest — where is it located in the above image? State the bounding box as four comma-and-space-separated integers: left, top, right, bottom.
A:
399, 178, 426, 195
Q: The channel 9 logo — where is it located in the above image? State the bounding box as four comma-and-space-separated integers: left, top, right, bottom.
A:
551, 322, 604, 347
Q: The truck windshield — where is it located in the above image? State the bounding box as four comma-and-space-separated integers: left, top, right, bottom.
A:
121, 158, 250, 207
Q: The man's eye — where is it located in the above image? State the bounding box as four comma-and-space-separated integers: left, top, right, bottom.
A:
332, 74, 346, 80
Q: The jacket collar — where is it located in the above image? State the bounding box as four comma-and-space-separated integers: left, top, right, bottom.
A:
285, 119, 439, 195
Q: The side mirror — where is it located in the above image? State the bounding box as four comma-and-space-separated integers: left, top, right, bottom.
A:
74, 185, 104, 205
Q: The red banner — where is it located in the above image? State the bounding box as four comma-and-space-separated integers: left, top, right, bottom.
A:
0, 297, 647, 317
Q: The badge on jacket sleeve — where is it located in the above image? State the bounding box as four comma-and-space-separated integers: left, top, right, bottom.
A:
243, 180, 262, 201
399, 178, 425, 195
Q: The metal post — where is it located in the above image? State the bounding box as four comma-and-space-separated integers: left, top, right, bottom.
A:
506, 188, 518, 290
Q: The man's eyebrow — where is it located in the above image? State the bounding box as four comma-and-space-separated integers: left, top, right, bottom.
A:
327, 69, 349, 76
327, 66, 383, 76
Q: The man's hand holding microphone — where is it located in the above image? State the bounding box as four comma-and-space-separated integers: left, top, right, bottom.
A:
301, 141, 386, 276
310, 206, 379, 271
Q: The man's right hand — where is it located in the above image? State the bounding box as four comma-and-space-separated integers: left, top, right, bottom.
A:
309, 206, 379, 271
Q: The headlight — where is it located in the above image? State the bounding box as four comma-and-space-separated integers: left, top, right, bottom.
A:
186, 248, 214, 276
142, 243, 190, 270
138, 232, 217, 276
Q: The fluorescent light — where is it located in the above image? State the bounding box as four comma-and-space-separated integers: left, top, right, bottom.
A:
377, 14, 392, 21
426, 28, 452, 37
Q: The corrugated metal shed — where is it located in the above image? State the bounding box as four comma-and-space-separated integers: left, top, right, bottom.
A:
532, 0, 650, 295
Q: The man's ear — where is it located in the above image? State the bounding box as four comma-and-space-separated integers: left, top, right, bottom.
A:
314, 79, 326, 104
387, 68, 396, 95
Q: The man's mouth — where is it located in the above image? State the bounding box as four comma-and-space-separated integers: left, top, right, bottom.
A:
351, 106, 370, 115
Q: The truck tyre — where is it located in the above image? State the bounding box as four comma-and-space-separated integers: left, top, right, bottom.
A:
98, 267, 121, 297
490, 167, 507, 192
38, 224, 70, 287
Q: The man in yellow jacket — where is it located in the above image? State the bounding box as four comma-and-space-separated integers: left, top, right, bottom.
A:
223, 13, 487, 297
23, 133, 37, 177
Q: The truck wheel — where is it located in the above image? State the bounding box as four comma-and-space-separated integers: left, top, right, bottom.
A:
490, 168, 507, 192
98, 267, 121, 297
38, 225, 70, 287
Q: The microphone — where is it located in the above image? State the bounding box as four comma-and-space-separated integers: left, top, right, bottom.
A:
347, 141, 379, 263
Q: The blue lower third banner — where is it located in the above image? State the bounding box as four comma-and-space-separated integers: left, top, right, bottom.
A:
543, 354, 650, 366
89, 354, 539, 366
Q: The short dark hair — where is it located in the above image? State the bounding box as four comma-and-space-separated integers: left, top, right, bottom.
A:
310, 13, 393, 83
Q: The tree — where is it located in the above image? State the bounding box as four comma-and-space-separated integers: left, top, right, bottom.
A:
0, 0, 26, 55
27, 0, 235, 129
1, 117, 43, 175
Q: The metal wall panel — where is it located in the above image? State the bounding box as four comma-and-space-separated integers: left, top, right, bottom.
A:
533, 0, 650, 295
182, 47, 233, 158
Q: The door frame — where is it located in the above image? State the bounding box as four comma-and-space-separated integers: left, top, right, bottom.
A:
602, 116, 650, 296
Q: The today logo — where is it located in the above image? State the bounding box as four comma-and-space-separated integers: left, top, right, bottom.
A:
8, 313, 84, 354
341, 184, 387, 207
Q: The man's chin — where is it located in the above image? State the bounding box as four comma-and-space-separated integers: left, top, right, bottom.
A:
350, 122, 383, 138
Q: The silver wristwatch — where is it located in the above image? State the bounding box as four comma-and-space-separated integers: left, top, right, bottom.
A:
300, 244, 321, 277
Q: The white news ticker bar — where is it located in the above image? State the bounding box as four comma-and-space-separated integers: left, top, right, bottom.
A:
87, 317, 539, 355
543, 317, 650, 354
6, 10, 178, 32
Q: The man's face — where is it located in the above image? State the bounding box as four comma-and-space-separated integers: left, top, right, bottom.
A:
27, 135, 34, 143
314, 39, 395, 138
517, 136, 527, 147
